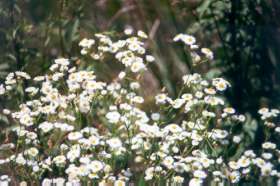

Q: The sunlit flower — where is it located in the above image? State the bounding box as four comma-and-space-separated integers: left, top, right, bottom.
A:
106, 111, 121, 123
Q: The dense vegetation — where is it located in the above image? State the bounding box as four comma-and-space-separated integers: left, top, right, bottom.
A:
0, 0, 279, 185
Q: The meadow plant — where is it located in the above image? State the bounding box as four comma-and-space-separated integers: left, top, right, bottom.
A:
0, 29, 279, 185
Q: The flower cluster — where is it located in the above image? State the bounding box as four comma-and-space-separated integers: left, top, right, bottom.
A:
0, 31, 279, 185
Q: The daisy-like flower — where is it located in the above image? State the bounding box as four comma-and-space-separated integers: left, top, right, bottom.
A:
106, 111, 121, 123
88, 160, 104, 173
229, 171, 240, 183
144, 167, 154, 180
124, 28, 133, 35
162, 156, 174, 168
189, 178, 203, 186
194, 170, 207, 179
170, 98, 185, 109
79, 38, 95, 48
262, 142, 276, 150
155, 93, 168, 104
107, 138, 122, 149
223, 107, 236, 114
173, 34, 196, 46
237, 157, 251, 168
173, 176, 184, 183
164, 123, 183, 133
53, 155, 66, 166
131, 61, 146, 73
39, 122, 53, 133
68, 132, 83, 141
146, 55, 155, 62
212, 78, 230, 91
258, 107, 269, 115
137, 30, 148, 39
26, 147, 39, 157
0, 84, 5, 95
114, 180, 126, 186
201, 48, 214, 60
88, 135, 100, 146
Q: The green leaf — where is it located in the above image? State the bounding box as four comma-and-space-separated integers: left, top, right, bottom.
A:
137, 176, 147, 186
64, 19, 80, 51
196, 0, 212, 17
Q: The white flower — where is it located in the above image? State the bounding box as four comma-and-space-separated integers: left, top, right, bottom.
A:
151, 113, 160, 121
88, 135, 100, 146
65, 165, 79, 179
79, 38, 95, 48
229, 171, 240, 183
106, 111, 121, 123
107, 138, 122, 149
68, 132, 83, 141
39, 122, 53, 133
171, 98, 185, 109
204, 88, 216, 95
202, 110, 216, 117
211, 129, 228, 139
233, 135, 242, 143
26, 147, 39, 157
258, 107, 269, 115
155, 93, 168, 104
131, 61, 145, 73
19, 114, 33, 126
0, 84, 5, 95
79, 100, 90, 113
189, 178, 202, 186
130, 82, 140, 89
53, 178, 65, 185
88, 160, 104, 173
132, 96, 144, 104
262, 153, 273, 160
229, 161, 240, 170
261, 163, 273, 176
212, 78, 230, 91
124, 28, 133, 35
194, 170, 207, 179
54, 58, 69, 66
25, 87, 39, 95
114, 180, 126, 186
42, 179, 52, 186
137, 30, 148, 38
173, 176, 184, 183
183, 73, 201, 86
262, 142, 276, 150
182, 93, 193, 101
146, 55, 155, 62
144, 167, 154, 180
164, 124, 183, 133
244, 150, 256, 158
162, 156, 174, 168
67, 148, 81, 162
118, 71, 126, 79
3, 109, 11, 115
223, 107, 235, 114
53, 155, 66, 166
173, 34, 196, 46
15, 154, 26, 165
237, 157, 251, 168
201, 48, 214, 60
204, 96, 224, 106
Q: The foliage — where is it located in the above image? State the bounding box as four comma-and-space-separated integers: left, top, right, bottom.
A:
0, 0, 279, 185
0, 30, 278, 185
